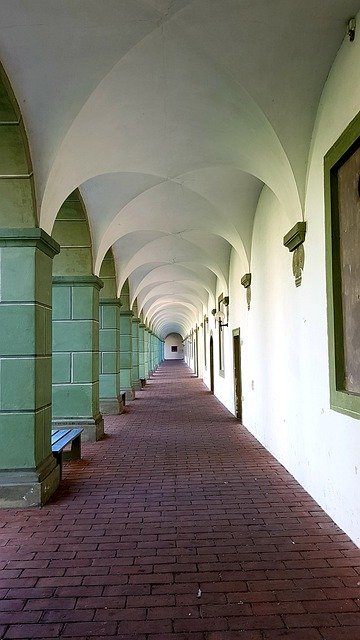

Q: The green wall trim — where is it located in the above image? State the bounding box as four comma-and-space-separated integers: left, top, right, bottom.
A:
0, 228, 60, 257
325, 109, 360, 419
53, 275, 103, 290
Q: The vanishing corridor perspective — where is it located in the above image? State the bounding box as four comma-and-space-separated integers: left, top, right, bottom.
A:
1, 2, 360, 635
1, 361, 360, 639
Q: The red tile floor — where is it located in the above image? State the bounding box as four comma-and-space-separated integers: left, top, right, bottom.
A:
1, 361, 360, 639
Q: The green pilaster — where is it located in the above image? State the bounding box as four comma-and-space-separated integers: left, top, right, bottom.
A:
0, 228, 60, 507
139, 323, 146, 385
119, 310, 135, 399
99, 299, 122, 414
52, 275, 104, 441
131, 317, 141, 390
144, 327, 150, 379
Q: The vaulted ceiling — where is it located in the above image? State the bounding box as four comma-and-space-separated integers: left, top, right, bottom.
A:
0, 0, 358, 337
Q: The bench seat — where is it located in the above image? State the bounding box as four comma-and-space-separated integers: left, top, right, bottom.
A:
51, 428, 83, 478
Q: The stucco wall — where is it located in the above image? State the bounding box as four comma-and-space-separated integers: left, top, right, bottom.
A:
164, 333, 184, 360
203, 27, 360, 546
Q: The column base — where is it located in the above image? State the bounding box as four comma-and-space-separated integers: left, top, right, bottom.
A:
52, 413, 104, 442
0, 455, 60, 508
132, 380, 142, 391
125, 388, 136, 401
100, 396, 124, 415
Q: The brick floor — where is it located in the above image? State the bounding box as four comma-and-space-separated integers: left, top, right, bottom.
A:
1, 360, 360, 639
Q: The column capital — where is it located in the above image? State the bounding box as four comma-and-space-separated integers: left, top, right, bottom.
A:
120, 309, 134, 317
0, 227, 60, 258
132, 317, 141, 324
99, 297, 122, 307
52, 275, 104, 290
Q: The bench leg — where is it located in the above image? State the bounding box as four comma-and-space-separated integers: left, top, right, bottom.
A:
63, 435, 81, 462
53, 452, 63, 479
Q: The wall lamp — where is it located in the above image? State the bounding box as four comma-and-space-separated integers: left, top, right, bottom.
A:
212, 297, 229, 329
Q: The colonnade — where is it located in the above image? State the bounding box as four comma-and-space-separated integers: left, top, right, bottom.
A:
0, 223, 163, 509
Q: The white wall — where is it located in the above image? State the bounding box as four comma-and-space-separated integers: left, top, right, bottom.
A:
164, 333, 184, 360
200, 27, 360, 546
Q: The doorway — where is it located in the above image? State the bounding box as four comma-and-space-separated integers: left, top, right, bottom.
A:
209, 335, 214, 393
233, 329, 242, 421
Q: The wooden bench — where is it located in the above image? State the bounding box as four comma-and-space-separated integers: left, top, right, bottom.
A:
51, 428, 83, 478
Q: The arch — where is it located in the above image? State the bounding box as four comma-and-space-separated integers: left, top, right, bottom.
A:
52, 189, 93, 276
0, 63, 36, 227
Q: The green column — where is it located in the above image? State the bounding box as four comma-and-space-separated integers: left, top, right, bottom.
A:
148, 330, 154, 374
131, 317, 141, 390
120, 309, 135, 400
144, 328, 150, 379
99, 299, 122, 414
139, 323, 146, 385
52, 275, 104, 442
0, 229, 60, 507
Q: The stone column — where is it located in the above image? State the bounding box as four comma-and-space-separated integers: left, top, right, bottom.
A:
138, 323, 146, 385
131, 317, 141, 390
119, 309, 135, 400
0, 229, 60, 507
52, 275, 104, 442
99, 299, 122, 414
144, 328, 150, 379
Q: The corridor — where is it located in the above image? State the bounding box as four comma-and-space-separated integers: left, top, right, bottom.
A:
1, 361, 360, 639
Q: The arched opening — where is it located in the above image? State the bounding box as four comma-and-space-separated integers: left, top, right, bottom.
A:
51, 189, 104, 441
164, 333, 184, 360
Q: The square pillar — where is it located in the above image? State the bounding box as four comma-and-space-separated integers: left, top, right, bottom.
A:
131, 317, 141, 390
0, 229, 60, 507
99, 299, 123, 414
119, 310, 135, 400
52, 276, 104, 442
139, 323, 146, 385
144, 327, 150, 379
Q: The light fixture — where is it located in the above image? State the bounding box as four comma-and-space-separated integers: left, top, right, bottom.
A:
347, 17, 356, 42
214, 309, 228, 329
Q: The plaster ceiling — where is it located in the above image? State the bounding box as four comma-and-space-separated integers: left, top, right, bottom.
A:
0, 0, 358, 338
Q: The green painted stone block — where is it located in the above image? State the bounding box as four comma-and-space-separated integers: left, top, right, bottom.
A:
1, 357, 35, 410
0, 304, 36, 355
35, 249, 52, 307
0, 413, 35, 468
52, 383, 93, 417
0, 356, 51, 411
72, 352, 96, 383
52, 352, 71, 383
120, 316, 132, 333
53, 220, 90, 247
100, 328, 117, 351
52, 286, 71, 320
100, 374, 118, 398
35, 356, 52, 409
120, 352, 132, 369
119, 370, 131, 389
53, 247, 93, 276
0, 125, 28, 174
34, 406, 52, 465
53, 320, 94, 351
0, 180, 35, 228
56, 201, 85, 220
120, 335, 132, 352
0, 247, 35, 302
101, 305, 117, 328
72, 286, 94, 320
102, 352, 118, 374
